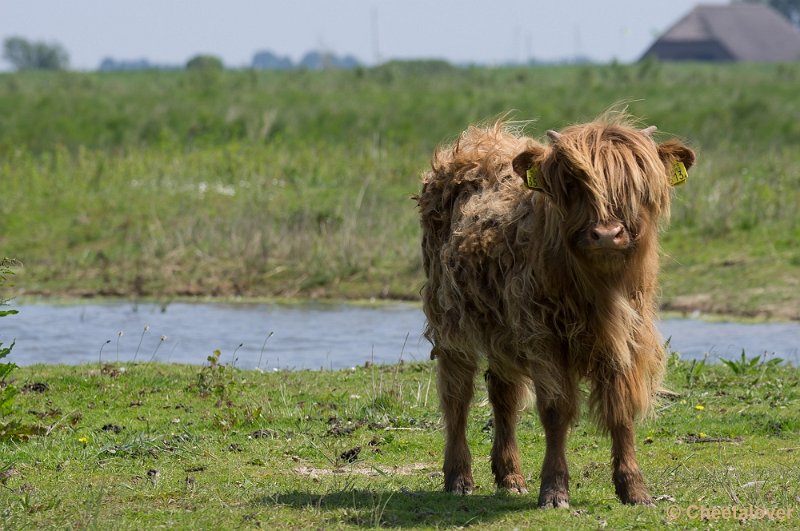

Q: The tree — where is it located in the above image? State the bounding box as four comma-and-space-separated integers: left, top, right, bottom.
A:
3, 36, 69, 70
298, 50, 360, 70
252, 50, 293, 70
186, 54, 224, 71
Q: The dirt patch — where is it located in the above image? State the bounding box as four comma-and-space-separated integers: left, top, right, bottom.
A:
21, 382, 49, 393
293, 462, 432, 478
678, 434, 743, 444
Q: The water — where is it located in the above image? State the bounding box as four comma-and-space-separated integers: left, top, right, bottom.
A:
4, 302, 799, 368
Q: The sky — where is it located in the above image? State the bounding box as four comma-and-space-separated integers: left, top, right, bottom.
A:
1, 0, 728, 70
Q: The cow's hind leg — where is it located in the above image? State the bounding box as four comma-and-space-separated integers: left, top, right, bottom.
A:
486, 371, 528, 494
592, 370, 653, 505
534, 366, 578, 508
435, 347, 478, 494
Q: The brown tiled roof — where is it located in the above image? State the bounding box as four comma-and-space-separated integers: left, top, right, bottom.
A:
643, 4, 800, 62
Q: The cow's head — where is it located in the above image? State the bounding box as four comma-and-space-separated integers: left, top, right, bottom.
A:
512, 121, 695, 273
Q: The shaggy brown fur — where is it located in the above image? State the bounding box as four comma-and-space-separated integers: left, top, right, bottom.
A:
417, 113, 695, 507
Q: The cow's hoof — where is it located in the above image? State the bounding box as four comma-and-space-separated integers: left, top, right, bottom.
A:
620, 492, 654, 506
614, 471, 653, 506
445, 474, 474, 495
497, 473, 528, 494
538, 489, 569, 509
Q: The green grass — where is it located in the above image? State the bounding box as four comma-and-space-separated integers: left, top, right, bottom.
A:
1, 62, 800, 316
1, 356, 798, 529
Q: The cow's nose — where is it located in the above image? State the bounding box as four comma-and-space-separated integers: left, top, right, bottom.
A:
589, 222, 628, 248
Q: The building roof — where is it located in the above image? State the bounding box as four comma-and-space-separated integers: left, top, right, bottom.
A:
642, 4, 800, 62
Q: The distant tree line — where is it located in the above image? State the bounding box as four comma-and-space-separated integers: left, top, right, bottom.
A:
251, 50, 360, 70
99, 57, 178, 71
2, 35, 361, 72
99, 50, 361, 72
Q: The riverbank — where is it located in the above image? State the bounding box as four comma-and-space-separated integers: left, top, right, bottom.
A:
1, 360, 798, 528
10, 252, 800, 322
2, 63, 799, 320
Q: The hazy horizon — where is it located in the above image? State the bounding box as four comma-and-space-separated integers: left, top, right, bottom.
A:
2, 1, 727, 70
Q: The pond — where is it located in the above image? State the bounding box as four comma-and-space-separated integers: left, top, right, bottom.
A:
5, 301, 799, 369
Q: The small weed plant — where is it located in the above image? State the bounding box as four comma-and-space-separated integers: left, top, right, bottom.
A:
192, 349, 238, 400
0, 259, 19, 418
0, 258, 44, 441
721, 349, 783, 376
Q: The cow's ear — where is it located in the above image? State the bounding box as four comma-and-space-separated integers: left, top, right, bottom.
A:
658, 140, 695, 187
512, 144, 548, 191
658, 140, 695, 170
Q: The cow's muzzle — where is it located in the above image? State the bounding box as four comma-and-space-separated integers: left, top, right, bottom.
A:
585, 221, 631, 251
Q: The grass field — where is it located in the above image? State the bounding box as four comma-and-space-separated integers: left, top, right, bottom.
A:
2, 62, 800, 317
1, 355, 798, 529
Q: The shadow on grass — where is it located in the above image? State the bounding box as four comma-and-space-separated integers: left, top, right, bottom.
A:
251, 488, 537, 528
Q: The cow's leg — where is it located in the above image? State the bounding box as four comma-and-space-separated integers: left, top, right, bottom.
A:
486, 371, 528, 494
435, 347, 478, 494
592, 372, 653, 505
610, 419, 652, 505
534, 367, 578, 508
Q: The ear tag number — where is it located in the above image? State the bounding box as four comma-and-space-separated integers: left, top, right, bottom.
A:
526, 167, 544, 191
670, 161, 688, 186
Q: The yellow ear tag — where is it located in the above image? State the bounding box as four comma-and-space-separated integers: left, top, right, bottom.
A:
670, 161, 688, 186
525, 166, 544, 191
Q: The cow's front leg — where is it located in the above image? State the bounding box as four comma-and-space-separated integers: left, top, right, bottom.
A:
592, 372, 654, 505
534, 368, 578, 508
609, 419, 652, 505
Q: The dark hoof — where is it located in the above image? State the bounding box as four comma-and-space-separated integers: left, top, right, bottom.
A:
614, 470, 653, 506
497, 473, 528, 494
538, 489, 569, 509
445, 474, 474, 495
620, 493, 655, 506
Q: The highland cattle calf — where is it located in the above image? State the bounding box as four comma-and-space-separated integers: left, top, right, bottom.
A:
417, 114, 695, 507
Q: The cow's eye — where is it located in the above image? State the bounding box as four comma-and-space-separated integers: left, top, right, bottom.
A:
561, 176, 581, 198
